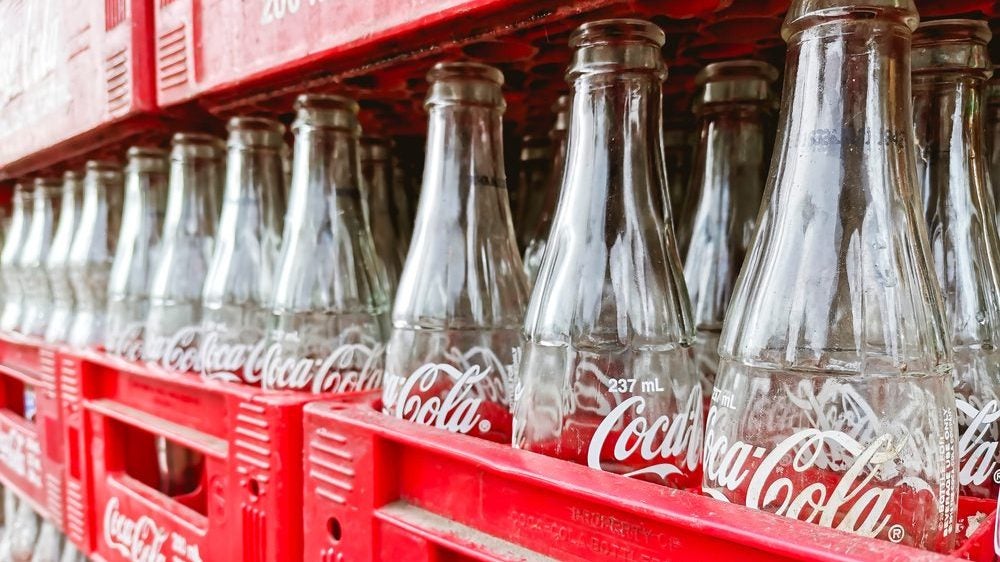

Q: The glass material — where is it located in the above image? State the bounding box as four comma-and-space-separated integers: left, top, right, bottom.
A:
66, 161, 124, 349
680, 60, 777, 397
44, 172, 83, 343
390, 147, 416, 251
987, 78, 1000, 215
360, 135, 404, 293
266, 94, 389, 393
522, 95, 569, 284
513, 134, 552, 250
382, 62, 529, 443
18, 178, 62, 337
912, 20, 1000, 500
663, 126, 693, 224
106, 147, 168, 360
512, 20, 702, 488
201, 117, 287, 384
702, 0, 958, 552
0, 185, 28, 331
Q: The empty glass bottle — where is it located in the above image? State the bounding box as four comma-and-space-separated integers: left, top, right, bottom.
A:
680, 60, 777, 397
265, 94, 389, 393
0, 184, 28, 332
18, 178, 61, 337
106, 147, 168, 360
912, 19, 1000, 501
513, 20, 702, 488
360, 135, 404, 293
522, 95, 569, 283
201, 117, 286, 384
513, 134, 552, 250
663, 125, 692, 221
382, 62, 529, 442
987, 77, 1000, 212
44, 172, 83, 344
66, 161, 124, 349
702, 0, 957, 551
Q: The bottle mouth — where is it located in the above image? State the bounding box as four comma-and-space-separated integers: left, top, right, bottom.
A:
227, 116, 285, 148
425, 61, 506, 109
33, 177, 63, 193
62, 170, 83, 182
85, 160, 123, 185
171, 132, 225, 160
911, 19, 991, 75
695, 60, 779, 106
520, 134, 552, 161
567, 19, 666, 79
782, 1, 919, 41
293, 93, 360, 132
360, 136, 390, 161
126, 146, 169, 174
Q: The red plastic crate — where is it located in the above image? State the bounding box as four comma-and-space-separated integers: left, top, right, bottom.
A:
302, 398, 999, 562
0, 0, 159, 177
59, 350, 318, 562
0, 334, 65, 531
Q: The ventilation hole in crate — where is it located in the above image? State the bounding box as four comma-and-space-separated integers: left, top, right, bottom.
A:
327, 517, 342, 541
247, 477, 261, 497
462, 39, 536, 62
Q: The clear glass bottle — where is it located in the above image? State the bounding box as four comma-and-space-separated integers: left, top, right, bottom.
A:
360, 135, 404, 293
201, 117, 286, 384
513, 20, 702, 488
66, 161, 124, 349
18, 177, 62, 337
390, 142, 418, 249
44, 171, 83, 343
522, 95, 569, 283
105, 147, 168, 360
265, 94, 389, 393
702, 0, 957, 552
912, 19, 1000, 501
987, 78, 1000, 214
0, 184, 28, 332
382, 62, 529, 443
144, 133, 222, 372
663, 125, 693, 221
513, 134, 552, 250
680, 60, 777, 397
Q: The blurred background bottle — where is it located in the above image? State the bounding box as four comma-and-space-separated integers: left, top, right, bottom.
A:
44, 171, 83, 344
17, 178, 61, 337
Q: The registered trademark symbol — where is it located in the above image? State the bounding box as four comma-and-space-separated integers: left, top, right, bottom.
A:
888, 525, 905, 543
993, 469, 1000, 484
478, 420, 491, 433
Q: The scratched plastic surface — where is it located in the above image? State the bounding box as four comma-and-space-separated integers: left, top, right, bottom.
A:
303, 397, 999, 562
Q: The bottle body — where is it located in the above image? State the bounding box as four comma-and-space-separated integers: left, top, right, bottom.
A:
18, 179, 61, 337
522, 96, 569, 284
360, 136, 404, 294
0, 187, 29, 332
44, 172, 83, 343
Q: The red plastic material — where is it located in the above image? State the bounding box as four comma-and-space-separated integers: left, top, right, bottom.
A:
0, 335, 64, 529
302, 398, 999, 562
57, 350, 318, 561
0, 0, 159, 178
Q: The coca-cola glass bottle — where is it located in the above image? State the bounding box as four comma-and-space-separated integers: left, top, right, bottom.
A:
912, 19, 1000, 500
680, 60, 777, 396
702, 0, 958, 551
390, 146, 416, 249
987, 78, 1000, 213
522, 95, 569, 283
44, 172, 83, 343
0, 184, 28, 332
18, 178, 61, 337
66, 161, 124, 349
512, 20, 702, 488
28, 520, 58, 562
266, 94, 389, 393
201, 117, 286, 384
7, 501, 36, 562
382, 62, 529, 442
360, 135, 404, 292
513, 134, 552, 250
663, 125, 692, 219
145, 133, 221, 371
106, 147, 168, 360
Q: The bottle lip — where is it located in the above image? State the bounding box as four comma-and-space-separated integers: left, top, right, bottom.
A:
171, 132, 225, 160
227, 116, 285, 148
695, 60, 779, 105
85, 160, 123, 185
567, 19, 667, 79
520, 134, 552, 161
360, 136, 390, 161
62, 170, 83, 182
426, 61, 504, 86
425, 61, 506, 109
911, 19, 991, 75
33, 176, 63, 190
293, 93, 360, 132
569, 18, 666, 49
782, 1, 919, 41
126, 146, 169, 174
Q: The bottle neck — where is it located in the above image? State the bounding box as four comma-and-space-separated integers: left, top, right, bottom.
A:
288, 125, 367, 232
915, 71, 1000, 344
165, 157, 219, 240
222, 145, 285, 237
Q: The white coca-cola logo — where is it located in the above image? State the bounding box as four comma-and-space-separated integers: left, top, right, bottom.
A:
957, 398, 1000, 487
703, 405, 921, 539
107, 322, 145, 361
199, 326, 268, 384
384, 363, 494, 434
143, 326, 202, 372
587, 386, 703, 480
103, 497, 169, 562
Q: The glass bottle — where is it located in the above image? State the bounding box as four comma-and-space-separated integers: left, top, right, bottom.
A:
44, 172, 83, 343
66, 161, 124, 349
390, 141, 418, 248
18, 177, 62, 337
663, 125, 692, 221
382, 62, 529, 443
702, 0, 957, 552
201, 117, 286, 384
144, 133, 221, 372
522, 95, 569, 283
680, 60, 777, 397
0, 184, 28, 331
912, 19, 1000, 501
360, 135, 404, 293
105, 147, 168, 360
987, 77, 1000, 213
265, 94, 389, 393
512, 20, 702, 488
513, 134, 552, 250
